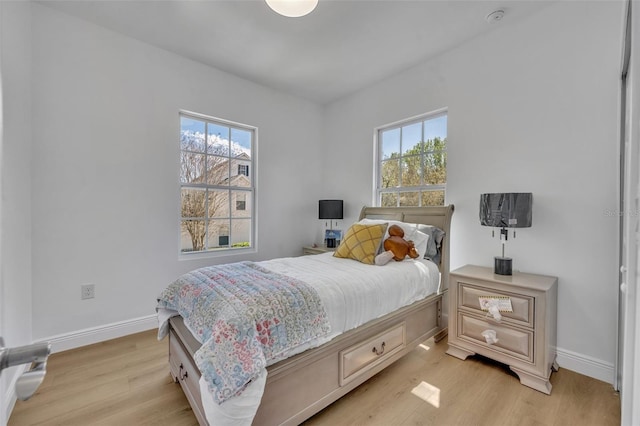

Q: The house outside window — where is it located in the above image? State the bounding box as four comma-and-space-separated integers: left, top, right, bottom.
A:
179, 112, 255, 253
376, 110, 447, 207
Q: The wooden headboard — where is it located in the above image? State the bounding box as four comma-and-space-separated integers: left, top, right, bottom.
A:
358, 205, 454, 291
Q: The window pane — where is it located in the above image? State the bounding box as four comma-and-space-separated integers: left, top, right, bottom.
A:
399, 191, 420, 207
232, 190, 251, 218
381, 192, 398, 207
231, 218, 251, 247
401, 122, 422, 155
424, 136, 447, 152
231, 128, 252, 159
180, 152, 206, 183
208, 123, 230, 156
401, 156, 421, 187
381, 159, 400, 188
423, 152, 447, 184
208, 189, 230, 218
180, 220, 205, 252
207, 219, 230, 249
381, 128, 400, 160
181, 188, 206, 219
180, 117, 205, 152
207, 155, 230, 185
424, 115, 447, 143
422, 190, 445, 206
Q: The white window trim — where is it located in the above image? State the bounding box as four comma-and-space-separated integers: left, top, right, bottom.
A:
178, 110, 258, 260
373, 108, 448, 207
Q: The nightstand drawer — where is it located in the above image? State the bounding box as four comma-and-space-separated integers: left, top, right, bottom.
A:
458, 313, 533, 362
459, 281, 533, 327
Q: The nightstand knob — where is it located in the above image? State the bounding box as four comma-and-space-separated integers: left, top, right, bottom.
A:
481, 329, 499, 345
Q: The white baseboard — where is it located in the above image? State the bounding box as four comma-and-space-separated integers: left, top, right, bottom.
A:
3, 364, 29, 424
36, 314, 158, 354
556, 346, 615, 385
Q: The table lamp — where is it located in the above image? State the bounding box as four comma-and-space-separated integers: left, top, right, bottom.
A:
479, 193, 532, 275
319, 200, 343, 248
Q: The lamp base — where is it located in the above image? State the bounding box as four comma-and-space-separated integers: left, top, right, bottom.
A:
494, 256, 512, 275
326, 238, 336, 248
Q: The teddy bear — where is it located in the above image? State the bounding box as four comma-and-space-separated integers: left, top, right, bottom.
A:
375, 224, 420, 265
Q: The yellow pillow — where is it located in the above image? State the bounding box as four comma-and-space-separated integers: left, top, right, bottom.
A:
333, 223, 388, 264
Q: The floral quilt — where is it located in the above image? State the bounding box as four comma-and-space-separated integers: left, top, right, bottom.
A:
157, 261, 330, 404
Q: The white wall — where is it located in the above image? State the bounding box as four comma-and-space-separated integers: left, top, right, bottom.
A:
323, 1, 623, 382
29, 4, 324, 340
1, 0, 33, 419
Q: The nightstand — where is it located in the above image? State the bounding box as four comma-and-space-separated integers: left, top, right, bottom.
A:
302, 246, 336, 255
446, 265, 558, 394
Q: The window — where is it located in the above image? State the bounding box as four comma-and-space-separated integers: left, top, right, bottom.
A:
236, 193, 246, 211
376, 111, 447, 207
179, 112, 255, 253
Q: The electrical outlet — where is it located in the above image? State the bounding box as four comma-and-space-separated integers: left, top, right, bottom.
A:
81, 284, 95, 300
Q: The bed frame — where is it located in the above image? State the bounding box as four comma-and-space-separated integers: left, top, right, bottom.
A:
167, 205, 454, 425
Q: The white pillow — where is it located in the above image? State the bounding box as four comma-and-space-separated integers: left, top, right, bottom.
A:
358, 218, 430, 259
408, 228, 430, 259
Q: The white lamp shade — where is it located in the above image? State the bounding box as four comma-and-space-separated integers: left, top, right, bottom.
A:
265, 0, 318, 17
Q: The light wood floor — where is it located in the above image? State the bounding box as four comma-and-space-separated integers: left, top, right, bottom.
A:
9, 329, 620, 426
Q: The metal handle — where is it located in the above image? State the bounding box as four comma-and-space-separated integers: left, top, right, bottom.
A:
372, 341, 386, 356
0, 338, 51, 400
179, 363, 188, 380
1, 342, 50, 369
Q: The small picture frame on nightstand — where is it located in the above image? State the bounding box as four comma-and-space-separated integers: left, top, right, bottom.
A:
324, 229, 342, 248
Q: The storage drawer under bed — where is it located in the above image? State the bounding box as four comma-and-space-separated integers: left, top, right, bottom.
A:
169, 329, 207, 425
339, 322, 406, 385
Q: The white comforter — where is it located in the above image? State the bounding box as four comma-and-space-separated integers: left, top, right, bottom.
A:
160, 253, 440, 425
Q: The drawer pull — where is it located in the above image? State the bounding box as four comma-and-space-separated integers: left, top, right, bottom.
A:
179, 363, 188, 380
372, 341, 386, 356
481, 329, 499, 345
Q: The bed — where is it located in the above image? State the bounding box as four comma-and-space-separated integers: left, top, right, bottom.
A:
158, 205, 454, 425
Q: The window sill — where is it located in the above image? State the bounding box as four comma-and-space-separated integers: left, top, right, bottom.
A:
178, 246, 257, 262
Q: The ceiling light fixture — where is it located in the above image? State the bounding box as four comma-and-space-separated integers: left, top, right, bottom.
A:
265, 0, 318, 18
486, 9, 505, 23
